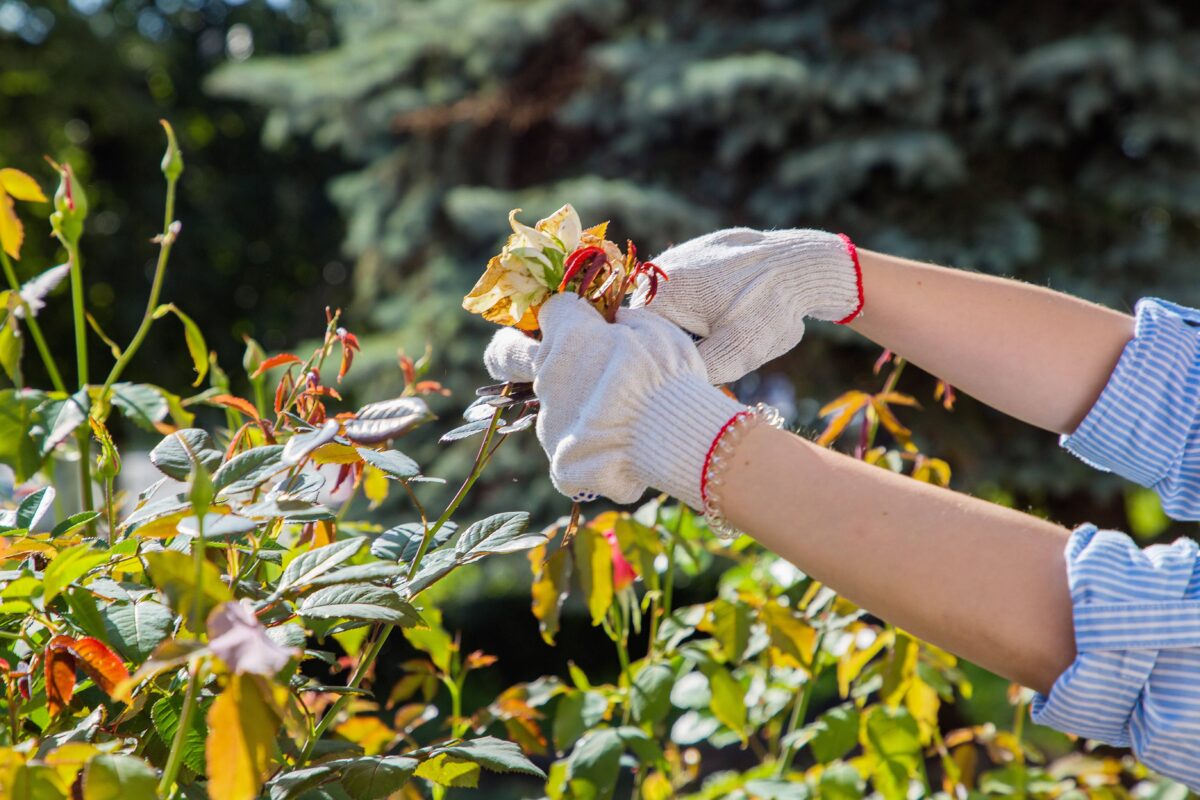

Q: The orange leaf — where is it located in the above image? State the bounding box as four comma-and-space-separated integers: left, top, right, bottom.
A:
816, 393, 871, 447
209, 394, 261, 422
45, 635, 77, 715
877, 391, 920, 408
818, 390, 871, 420
252, 353, 302, 378
68, 637, 130, 696
871, 397, 912, 444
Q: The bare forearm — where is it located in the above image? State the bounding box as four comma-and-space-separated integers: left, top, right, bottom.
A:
848, 250, 1134, 434
721, 425, 1075, 694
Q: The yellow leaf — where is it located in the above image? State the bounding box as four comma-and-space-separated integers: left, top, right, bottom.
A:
311, 519, 335, 548
0, 169, 47, 203
312, 442, 361, 464
206, 674, 281, 800
837, 627, 892, 698
414, 753, 480, 788
818, 390, 871, 419
335, 716, 395, 756
362, 464, 389, 509
573, 524, 613, 626
762, 602, 817, 670
816, 391, 870, 447
912, 458, 951, 487
530, 545, 572, 645
640, 771, 672, 800
905, 677, 941, 745
870, 397, 912, 444
0, 190, 24, 260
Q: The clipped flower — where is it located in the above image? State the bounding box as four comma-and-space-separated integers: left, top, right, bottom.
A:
463, 204, 622, 330
207, 600, 298, 676
602, 528, 637, 591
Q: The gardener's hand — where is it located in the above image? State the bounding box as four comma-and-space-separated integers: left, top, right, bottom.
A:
634, 228, 863, 384
484, 293, 745, 507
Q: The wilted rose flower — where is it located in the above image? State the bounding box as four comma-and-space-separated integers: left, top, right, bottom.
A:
463, 204, 623, 330
207, 600, 298, 676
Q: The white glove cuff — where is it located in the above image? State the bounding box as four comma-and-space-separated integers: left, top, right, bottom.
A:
769, 230, 864, 324
631, 375, 746, 510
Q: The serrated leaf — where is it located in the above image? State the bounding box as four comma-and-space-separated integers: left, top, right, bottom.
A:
335, 756, 418, 799
344, 397, 432, 444
267, 766, 335, 800
434, 736, 546, 778
0, 387, 45, 481
631, 664, 674, 726
144, 549, 232, 622
81, 753, 157, 800
69, 636, 130, 696
110, 383, 169, 431
355, 447, 420, 480
303, 562, 407, 590
14, 485, 54, 531
150, 428, 220, 481
213, 445, 286, 493
455, 511, 540, 559
152, 303, 208, 387
101, 601, 174, 662
279, 538, 365, 592
282, 420, 340, 466
153, 694, 207, 775
413, 754, 479, 788
51, 510, 101, 537
299, 584, 424, 627
371, 522, 457, 564
36, 389, 89, 455
438, 419, 495, 443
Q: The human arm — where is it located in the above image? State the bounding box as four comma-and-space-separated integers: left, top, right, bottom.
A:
718, 423, 1075, 694
847, 249, 1134, 434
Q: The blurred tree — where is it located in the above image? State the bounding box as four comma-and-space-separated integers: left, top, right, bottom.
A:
0, 0, 347, 408
208, 0, 1200, 522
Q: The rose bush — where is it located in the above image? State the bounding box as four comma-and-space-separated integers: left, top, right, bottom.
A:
0, 128, 1183, 800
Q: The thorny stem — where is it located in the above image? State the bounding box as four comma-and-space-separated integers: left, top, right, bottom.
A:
0, 249, 66, 393
99, 172, 179, 399
158, 659, 205, 796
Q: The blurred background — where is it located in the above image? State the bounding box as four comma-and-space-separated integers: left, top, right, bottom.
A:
4, 0, 1200, 786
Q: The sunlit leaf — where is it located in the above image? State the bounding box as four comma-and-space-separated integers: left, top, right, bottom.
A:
144, 549, 232, 622
335, 716, 395, 757
344, 397, 433, 444
817, 391, 870, 446
356, 447, 420, 480
278, 537, 365, 593
456, 512, 541, 560
702, 663, 746, 742
152, 695, 207, 775
206, 674, 283, 800
335, 756, 418, 799
371, 522, 456, 564
413, 754, 480, 788
101, 600, 174, 664
212, 445, 285, 493
80, 754, 157, 800
0, 168, 47, 203
810, 703, 861, 764
861, 705, 922, 800
529, 545, 571, 645
299, 584, 424, 627
43, 542, 108, 603
208, 393, 262, 421
152, 303, 208, 387
574, 524, 613, 626
281, 420, 339, 466
630, 663, 674, 726
45, 635, 77, 715
109, 383, 169, 432
68, 636, 130, 696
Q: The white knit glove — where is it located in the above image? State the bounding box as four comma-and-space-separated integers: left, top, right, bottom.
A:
484, 294, 746, 508
633, 228, 863, 384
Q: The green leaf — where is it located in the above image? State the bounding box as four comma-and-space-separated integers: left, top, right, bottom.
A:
702, 663, 746, 742
0, 388, 47, 481
454, 511, 542, 560
861, 705, 921, 800
279, 538, 365, 592
371, 522, 456, 563
150, 428, 221, 481
212, 445, 286, 493
335, 756, 418, 799
15, 485, 54, 530
810, 703, 861, 764
630, 663, 674, 726
81, 754, 158, 800
413, 754, 479, 788
51, 510, 101, 537
153, 303, 208, 387
267, 766, 335, 800
153, 693, 207, 774
434, 736, 546, 778
0, 316, 21, 384
355, 447, 420, 480
706, 598, 752, 663
1127, 486, 1171, 540
553, 690, 609, 753
36, 388, 90, 455
566, 728, 622, 799
43, 542, 108, 603
303, 562, 407, 590
109, 383, 169, 431
299, 584, 424, 627
819, 763, 864, 800
101, 601, 174, 662
144, 550, 232, 622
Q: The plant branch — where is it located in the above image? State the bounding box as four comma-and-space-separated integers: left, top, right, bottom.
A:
0, 250, 66, 393
158, 658, 205, 796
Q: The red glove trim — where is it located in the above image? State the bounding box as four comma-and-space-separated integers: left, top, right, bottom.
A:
700, 410, 752, 506
834, 233, 865, 325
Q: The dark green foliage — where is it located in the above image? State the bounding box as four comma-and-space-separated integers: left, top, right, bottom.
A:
210, 0, 1200, 516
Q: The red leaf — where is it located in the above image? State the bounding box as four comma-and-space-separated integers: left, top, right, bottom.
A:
68, 637, 129, 697
251, 353, 302, 378
210, 394, 262, 422
45, 635, 77, 715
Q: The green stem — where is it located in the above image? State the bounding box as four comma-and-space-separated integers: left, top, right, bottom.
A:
406, 404, 504, 580
158, 659, 205, 796
776, 630, 826, 778
98, 175, 177, 398
648, 504, 683, 658
0, 250, 65, 393
102, 478, 116, 546
191, 514, 206, 632
301, 625, 391, 763
65, 243, 94, 516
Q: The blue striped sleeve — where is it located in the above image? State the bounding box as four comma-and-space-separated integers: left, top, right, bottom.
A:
1032, 524, 1200, 788
1060, 298, 1200, 520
